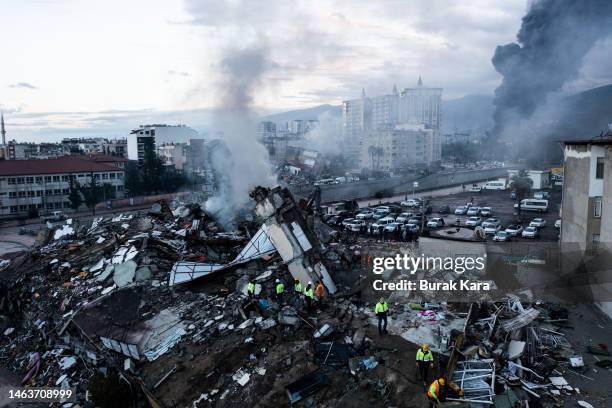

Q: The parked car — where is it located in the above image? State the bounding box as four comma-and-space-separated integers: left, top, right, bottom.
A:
505, 224, 523, 237
427, 218, 445, 228
356, 210, 374, 220
341, 218, 355, 228
465, 217, 482, 227
554, 219, 562, 229
345, 219, 365, 232
529, 218, 547, 228
384, 222, 403, 233
454, 206, 468, 215
482, 218, 501, 234
41, 210, 65, 222
466, 207, 481, 216
470, 185, 482, 192
534, 191, 550, 200
372, 209, 391, 220
522, 226, 538, 239
493, 231, 511, 242
401, 223, 420, 233
437, 205, 450, 215
401, 198, 421, 208
327, 215, 342, 226
480, 207, 492, 217
396, 212, 413, 223
371, 218, 395, 230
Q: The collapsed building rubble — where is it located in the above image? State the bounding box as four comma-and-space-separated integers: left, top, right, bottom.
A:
0, 189, 609, 407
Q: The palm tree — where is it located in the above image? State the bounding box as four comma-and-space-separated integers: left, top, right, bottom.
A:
510, 170, 533, 221
368, 145, 383, 171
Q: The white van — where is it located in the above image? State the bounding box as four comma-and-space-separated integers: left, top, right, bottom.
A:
514, 199, 548, 212
484, 180, 507, 190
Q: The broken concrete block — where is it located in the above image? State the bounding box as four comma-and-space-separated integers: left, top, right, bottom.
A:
113, 260, 137, 287
124, 358, 135, 373
59, 356, 77, 371
314, 324, 333, 339
135, 266, 152, 282
508, 340, 526, 360
232, 369, 250, 386
237, 318, 254, 330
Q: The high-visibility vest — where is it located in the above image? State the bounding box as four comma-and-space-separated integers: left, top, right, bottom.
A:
428, 380, 441, 399
416, 348, 433, 362
374, 302, 388, 314
247, 282, 255, 294
304, 287, 314, 299
276, 283, 285, 294
294, 282, 303, 292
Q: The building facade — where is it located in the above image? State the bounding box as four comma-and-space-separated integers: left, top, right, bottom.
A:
342, 89, 372, 166
0, 157, 125, 219
127, 124, 199, 164
399, 77, 442, 129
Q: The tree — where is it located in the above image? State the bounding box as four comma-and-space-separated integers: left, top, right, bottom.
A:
67, 175, 83, 211
510, 170, 533, 220
142, 141, 164, 194
124, 161, 143, 197
80, 172, 103, 215
368, 145, 383, 171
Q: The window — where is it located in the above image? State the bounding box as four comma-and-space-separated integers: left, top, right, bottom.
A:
62, 175, 70, 182
110, 173, 116, 179
102, 173, 109, 179
594, 197, 603, 218
592, 234, 601, 250
35, 177, 42, 184
18, 191, 26, 198
10, 206, 18, 213
9, 192, 17, 198
53, 189, 62, 195
26, 177, 34, 184
63, 202, 71, 208
94, 174, 100, 180
117, 173, 123, 179
52, 176, 60, 182
596, 157, 604, 179
45, 189, 53, 196
44, 176, 52, 183
19, 205, 27, 212
8, 178, 16, 185
78, 174, 85, 178
36, 190, 43, 197
27, 191, 35, 197
62, 188, 69, 195
17, 177, 24, 184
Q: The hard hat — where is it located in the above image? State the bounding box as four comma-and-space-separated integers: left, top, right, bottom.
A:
308, 281, 312, 285
276, 279, 280, 283
422, 344, 429, 352
439, 378, 445, 386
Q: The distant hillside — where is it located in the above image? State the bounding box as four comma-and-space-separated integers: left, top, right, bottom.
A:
554, 84, 612, 138
261, 104, 341, 126
440, 94, 494, 134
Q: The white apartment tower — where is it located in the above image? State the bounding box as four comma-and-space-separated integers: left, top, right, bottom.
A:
342, 88, 372, 165
399, 76, 442, 129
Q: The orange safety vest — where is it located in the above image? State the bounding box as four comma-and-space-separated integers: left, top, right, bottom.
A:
427, 379, 441, 399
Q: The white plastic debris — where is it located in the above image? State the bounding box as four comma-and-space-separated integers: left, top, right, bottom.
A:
232, 369, 250, 386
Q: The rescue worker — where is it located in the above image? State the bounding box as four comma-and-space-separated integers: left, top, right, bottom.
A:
294, 279, 303, 294
247, 281, 255, 297
275, 279, 285, 304
427, 378, 445, 408
416, 344, 434, 386
374, 297, 389, 335
304, 281, 315, 310
315, 280, 325, 299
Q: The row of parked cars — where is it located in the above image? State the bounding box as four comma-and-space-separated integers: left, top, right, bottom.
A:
454, 204, 493, 217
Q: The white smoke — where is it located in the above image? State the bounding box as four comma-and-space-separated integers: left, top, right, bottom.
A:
303, 110, 343, 156
205, 46, 276, 226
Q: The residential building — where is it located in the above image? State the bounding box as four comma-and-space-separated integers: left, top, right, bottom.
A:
0, 156, 125, 219
287, 120, 306, 135
342, 89, 371, 165
372, 86, 399, 130
399, 77, 442, 129
257, 121, 277, 139
360, 123, 438, 172
158, 143, 188, 170
127, 124, 199, 164
560, 138, 612, 318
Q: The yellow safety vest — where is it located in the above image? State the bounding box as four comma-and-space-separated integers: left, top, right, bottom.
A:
247, 282, 255, 294
294, 282, 303, 292
428, 380, 441, 399
276, 283, 285, 294
374, 302, 389, 314
416, 348, 433, 362
304, 287, 314, 299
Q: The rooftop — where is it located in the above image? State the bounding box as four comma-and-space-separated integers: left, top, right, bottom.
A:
0, 156, 123, 177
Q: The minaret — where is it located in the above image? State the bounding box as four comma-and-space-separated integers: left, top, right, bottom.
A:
417, 76, 423, 87
361, 87, 366, 98
392, 84, 398, 95
1, 112, 5, 145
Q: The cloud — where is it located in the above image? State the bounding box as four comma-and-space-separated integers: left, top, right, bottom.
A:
168, 70, 190, 77
9, 82, 38, 90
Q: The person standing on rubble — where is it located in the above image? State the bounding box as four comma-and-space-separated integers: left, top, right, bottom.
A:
416, 344, 434, 386
304, 281, 315, 310
427, 377, 445, 407
247, 281, 256, 297
275, 279, 285, 304
315, 280, 325, 306
294, 279, 302, 294
374, 297, 389, 335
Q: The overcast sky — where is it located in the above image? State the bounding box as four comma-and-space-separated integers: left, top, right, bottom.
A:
0, 0, 606, 141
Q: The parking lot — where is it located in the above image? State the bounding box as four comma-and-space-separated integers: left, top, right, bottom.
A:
329, 188, 562, 242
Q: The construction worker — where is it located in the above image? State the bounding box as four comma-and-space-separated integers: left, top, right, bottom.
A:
427, 377, 445, 407
247, 281, 255, 297
374, 297, 389, 335
303, 281, 315, 310
275, 279, 285, 304
416, 344, 434, 386
293, 279, 303, 294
